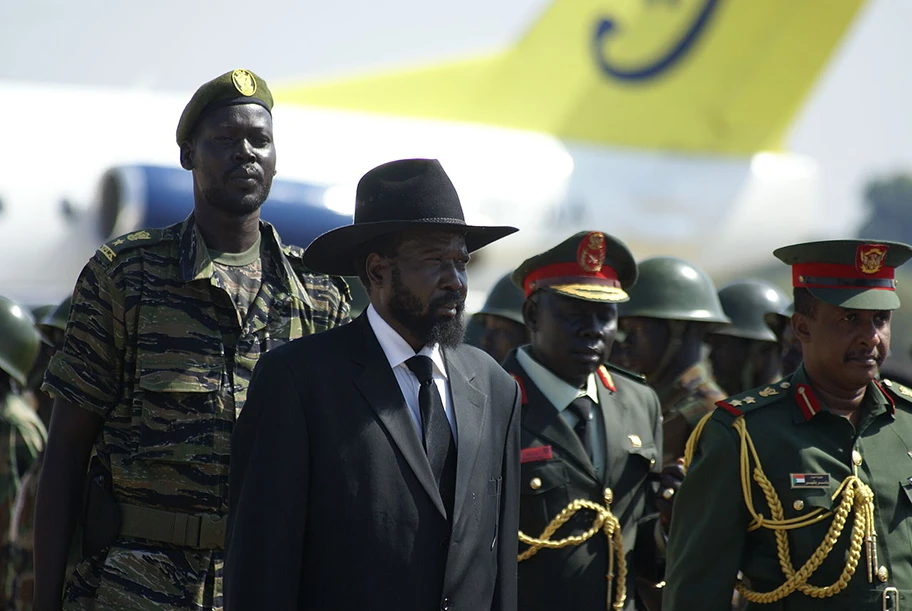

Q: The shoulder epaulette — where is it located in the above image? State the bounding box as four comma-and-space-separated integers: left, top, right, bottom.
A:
604, 362, 647, 384
95, 229, 164, 263
881, 378, 912, 403
716, 378, 795, 418
282, 243, 306, 259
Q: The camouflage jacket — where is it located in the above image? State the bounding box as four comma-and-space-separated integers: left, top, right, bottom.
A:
0, 393, 46, 609
656, 362, 725, 467
42, 215, 350, 610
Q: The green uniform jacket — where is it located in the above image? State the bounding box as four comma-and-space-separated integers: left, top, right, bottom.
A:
665, 365, 912, 610
503, 352, 663, 611
42, 216, 350, 611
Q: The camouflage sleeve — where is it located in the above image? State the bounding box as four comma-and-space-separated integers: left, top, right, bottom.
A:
300, 273, 351, 333
42, 254, 126, 417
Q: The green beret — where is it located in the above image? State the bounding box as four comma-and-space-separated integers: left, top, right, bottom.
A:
512, 231, 637, 303
176, 68, 273, 145
774, 239, 912, 310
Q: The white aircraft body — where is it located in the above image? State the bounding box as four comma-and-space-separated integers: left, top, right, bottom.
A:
0, 0, 865, 309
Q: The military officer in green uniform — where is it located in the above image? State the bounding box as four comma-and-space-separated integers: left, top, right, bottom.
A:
707, 279, 789, 396
33, 69, 351, 611
505, 231, 665, 611
666, 239, 912, 611
612, 256, 731, 468
472, 272, 529, 364
0, 297, 47, 610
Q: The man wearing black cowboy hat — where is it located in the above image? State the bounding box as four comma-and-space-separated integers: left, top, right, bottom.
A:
224, 158, 522, 611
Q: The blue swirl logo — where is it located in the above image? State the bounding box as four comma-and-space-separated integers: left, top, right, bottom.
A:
592, 0, 719, 82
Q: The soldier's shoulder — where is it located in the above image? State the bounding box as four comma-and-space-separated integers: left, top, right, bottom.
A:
713, 378, 795, 424
880, 378, 912, 407
281, 245, 351, 301
95, 228, 169, 264
604, 362, 647, 384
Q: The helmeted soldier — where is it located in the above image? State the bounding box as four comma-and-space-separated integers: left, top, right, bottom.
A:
613, 256, 731, 467
764, 302, 803, 377
472, 272, 529, 363
0, 296, 46, 609
707, 279, 789, 396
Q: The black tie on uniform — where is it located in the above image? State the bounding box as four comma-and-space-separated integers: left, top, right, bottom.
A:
405, 355, 457, 518
568, 395, 596, 462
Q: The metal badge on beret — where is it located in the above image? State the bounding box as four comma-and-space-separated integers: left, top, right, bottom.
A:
232, 69, 257, 96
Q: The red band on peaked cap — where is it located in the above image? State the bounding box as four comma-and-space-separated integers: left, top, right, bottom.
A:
792, 263, 896, 291
523, 262, 620, 297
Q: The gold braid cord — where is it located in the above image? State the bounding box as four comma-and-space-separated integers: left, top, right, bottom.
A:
684, 412, 877, 603
517, 490, 627, 611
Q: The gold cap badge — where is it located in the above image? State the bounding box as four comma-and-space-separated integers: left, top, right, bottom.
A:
577, 232, 607, 273
231, 69, 257, 96
856, 243, 888, 275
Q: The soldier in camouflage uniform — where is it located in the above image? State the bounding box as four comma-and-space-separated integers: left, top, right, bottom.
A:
612, 257, 731, 468
33, 69, 350, 611
7, 297, 72, 611
0, 297, 47, 610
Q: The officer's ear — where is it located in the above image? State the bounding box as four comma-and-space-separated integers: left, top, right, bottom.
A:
179, 140, 194, 171
792, 313, 812, 345
523, 293, 540, 332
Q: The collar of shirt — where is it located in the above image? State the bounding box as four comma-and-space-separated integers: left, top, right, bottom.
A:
366, 305, 447, 380
516, 346, 598, 413
789, 364, 894, 425
177, 214, 314, 309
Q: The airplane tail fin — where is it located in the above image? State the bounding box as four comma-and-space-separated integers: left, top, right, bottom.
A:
276, 0, 865, 154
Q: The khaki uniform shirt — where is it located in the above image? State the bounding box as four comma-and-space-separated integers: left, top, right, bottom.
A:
657, 362, 726, 467
42, 215, 350, 611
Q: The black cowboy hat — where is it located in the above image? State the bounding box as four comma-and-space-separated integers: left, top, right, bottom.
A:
303, 158, 518, 276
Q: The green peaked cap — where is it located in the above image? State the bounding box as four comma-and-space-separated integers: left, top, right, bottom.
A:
773, 239, 912, 310
512, 231, 637, 303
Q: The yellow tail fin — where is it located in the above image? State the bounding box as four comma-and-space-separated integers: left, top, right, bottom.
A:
276, 0, 865, 154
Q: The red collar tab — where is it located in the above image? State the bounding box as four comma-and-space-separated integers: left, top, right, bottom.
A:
598, 366, 616, 392
512, 374, 528, 405
795, 384, 821, 421
792, 261, 896, 291
873, 379, 896, 415
523, 263, 620, 297
717, 400, 743, 417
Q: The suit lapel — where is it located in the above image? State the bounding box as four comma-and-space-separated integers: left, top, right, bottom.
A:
444, 348, 486, 525
504, 353, 598, 482
349, 315, 447, 518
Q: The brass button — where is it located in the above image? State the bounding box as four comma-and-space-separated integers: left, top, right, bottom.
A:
604, 487, 613, 504
884, 379, 893, 387
852, 450, 863, 466
793, 500, 805, 511
878, 565, 889, 582
529, 477, 542, 490
649, 458, 656, 467
662, 488, 676, 501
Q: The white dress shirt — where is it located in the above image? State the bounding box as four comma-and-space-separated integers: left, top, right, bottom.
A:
516, 346, 605, 478
367, 305, 457, 442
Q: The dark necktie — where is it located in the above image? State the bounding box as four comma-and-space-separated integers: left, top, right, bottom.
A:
568, 395, 596, 461
405, 355, 457, 518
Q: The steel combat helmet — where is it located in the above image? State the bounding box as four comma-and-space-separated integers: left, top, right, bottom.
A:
0, 296, 41, 386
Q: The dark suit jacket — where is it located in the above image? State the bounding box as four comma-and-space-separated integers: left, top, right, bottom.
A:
225, 314, 521, 611
503, 351, 662, 611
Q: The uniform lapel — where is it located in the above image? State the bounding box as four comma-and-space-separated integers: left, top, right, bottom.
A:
505, 353, 598, 482
349, 315, 447, 518
443, 348, 486, 525
598, 381, 627, 488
